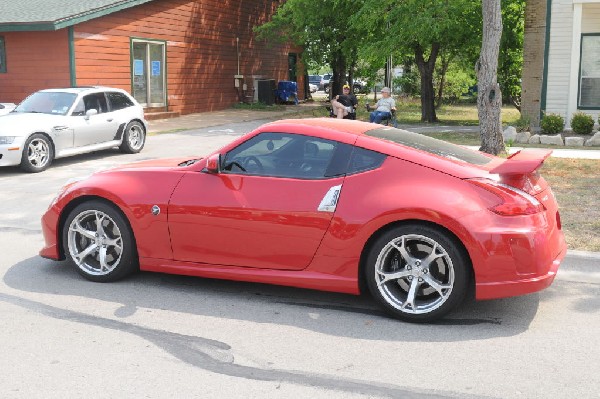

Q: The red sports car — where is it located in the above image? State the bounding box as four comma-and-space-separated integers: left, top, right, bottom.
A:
40, 119, 566, 322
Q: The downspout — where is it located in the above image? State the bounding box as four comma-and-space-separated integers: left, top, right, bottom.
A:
68, 26, 76, 87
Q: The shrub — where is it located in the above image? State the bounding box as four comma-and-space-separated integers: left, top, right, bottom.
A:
540, 113, 565, 134
570, 112, 594, 135
514, 115, 531, 132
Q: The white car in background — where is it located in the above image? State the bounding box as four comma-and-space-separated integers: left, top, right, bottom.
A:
0, 103, 15, 116
0, 87, 147, 173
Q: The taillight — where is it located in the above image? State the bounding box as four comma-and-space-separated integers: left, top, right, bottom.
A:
468, 178, 545, 216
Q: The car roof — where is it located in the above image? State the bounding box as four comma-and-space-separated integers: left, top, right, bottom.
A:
38, 86, 126, 95
262, 118, 376, 137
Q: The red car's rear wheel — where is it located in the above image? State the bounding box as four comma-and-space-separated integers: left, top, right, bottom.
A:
366, 224, 470, 323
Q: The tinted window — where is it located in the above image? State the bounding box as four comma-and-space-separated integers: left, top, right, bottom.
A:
365, 127, 492, 166
107, 92, 134, 111
348, 147, 386, 174
223, 132, 340, 179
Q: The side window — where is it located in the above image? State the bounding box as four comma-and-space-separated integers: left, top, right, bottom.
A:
83, 93, 108, 114
71, 99, 85, 116
347, 147, 386, 175
0, 36, 6, 73
107, 92, 134, 111
222, 132, 341, 179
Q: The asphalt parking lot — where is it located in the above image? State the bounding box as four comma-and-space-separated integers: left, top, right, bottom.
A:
1, 118, 599, 398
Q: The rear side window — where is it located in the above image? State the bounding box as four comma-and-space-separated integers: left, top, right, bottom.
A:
107, 92, 134, 111
348, 147, 386, 174
365, 127, 492, 166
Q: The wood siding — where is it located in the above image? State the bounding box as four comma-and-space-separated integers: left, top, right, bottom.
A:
0, 30, 70, 103
73, 0, 303, 114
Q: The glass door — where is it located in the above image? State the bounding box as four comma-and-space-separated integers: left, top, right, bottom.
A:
132, 40, 166, 107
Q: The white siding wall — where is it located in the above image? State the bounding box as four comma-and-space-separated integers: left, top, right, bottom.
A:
546, 0, 573, 119
547, 1, 600, 125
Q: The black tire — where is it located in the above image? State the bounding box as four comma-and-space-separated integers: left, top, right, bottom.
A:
119, 120, 146, 154
365, 224, 470, 323
20, 133, 53, 173
62, 200, 138, 282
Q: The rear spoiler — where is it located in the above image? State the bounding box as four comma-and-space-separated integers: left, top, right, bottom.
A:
489, 149, 552, 175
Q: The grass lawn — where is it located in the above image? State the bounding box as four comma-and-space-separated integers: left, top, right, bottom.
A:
306, 97, 599, 252
309, 95, 521, 126
541, 158, 600, 252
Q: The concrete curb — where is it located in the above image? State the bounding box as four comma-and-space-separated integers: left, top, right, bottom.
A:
567, 250, 600, 259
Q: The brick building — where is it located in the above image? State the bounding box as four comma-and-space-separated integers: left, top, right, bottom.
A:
0, 0, 304, 118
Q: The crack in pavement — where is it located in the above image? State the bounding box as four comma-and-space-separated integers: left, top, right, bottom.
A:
0, 292, 493, 399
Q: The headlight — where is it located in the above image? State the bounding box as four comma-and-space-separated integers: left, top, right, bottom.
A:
0, 136, 16, 145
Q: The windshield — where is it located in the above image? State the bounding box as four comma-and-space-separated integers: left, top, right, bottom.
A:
365, 127, 493, 166
13, 91, 77, 116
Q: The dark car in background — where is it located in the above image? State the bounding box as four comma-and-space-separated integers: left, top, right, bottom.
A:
308, 75, 322, 90
325, 77, 368, 94
320, 74, 333, 91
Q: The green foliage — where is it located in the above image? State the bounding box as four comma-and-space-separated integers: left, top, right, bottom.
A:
231, 102, 285, 111
436, 63, 476, 104
254, 0, 364, 78
394, 70, 420, 96
570, 112, 595, 135
514, 114, 531, 132
540, 113, 565, 134
499, 0, 525, 108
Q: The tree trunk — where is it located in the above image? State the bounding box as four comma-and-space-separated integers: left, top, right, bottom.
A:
477, 0, 504, 155
330, 52, 346, 100
415, 43, 439, 123
521, 0, 547, 128
435, 55, 451, 108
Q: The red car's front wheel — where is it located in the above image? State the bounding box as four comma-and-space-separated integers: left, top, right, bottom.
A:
63, 200, 138, 282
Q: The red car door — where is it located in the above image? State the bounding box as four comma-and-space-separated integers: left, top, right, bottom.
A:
168, 174, 344, 270
168, 133, 348, 270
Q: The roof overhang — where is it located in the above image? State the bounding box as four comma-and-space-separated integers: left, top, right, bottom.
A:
0, 0, 155, 32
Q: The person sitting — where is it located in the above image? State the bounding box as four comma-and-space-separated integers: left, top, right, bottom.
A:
367, 87, 396, 124
330, 84, 358, 119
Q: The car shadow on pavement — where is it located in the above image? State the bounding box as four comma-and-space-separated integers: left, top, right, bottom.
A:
4, 256, 542, 342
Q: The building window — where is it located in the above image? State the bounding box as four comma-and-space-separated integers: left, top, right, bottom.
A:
579, 34, 600, 108
0, 36, 6, 73
131, 39, 166, 107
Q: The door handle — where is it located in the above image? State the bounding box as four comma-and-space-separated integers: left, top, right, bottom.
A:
107, 118, 114, 122
318, 184, 342, 212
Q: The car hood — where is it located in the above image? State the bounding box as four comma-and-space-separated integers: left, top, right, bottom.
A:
0, 112, 65, 135
105, 157, 203, 171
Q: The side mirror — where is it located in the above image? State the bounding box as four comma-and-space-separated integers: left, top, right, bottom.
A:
203, 153, 221, 174
84, 109, 98, 120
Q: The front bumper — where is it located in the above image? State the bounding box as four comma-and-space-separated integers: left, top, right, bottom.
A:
39, 202, 62, 260
0, 141, 24, 167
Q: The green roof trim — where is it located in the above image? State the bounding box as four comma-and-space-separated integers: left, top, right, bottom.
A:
0, 0, 156, 32
69, 27, 76, 86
